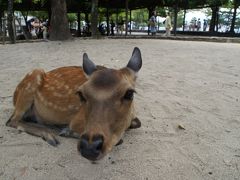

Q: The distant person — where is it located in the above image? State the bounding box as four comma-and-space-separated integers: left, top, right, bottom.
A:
42, 22, 48, 40
193, 19, 197, 31
164, 12, 172, 36
99, 23, 105, 35
197, 18, 201, 31
149, 11, 157, 35
26, 18, 34, 32
110, 20, 115, 36
203, 19, 208, 31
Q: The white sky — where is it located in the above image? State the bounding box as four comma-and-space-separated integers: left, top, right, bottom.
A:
185, 8, 240, 23
185, 10, 207, 23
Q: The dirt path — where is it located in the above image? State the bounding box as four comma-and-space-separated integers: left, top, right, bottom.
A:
0, 39, 240, 180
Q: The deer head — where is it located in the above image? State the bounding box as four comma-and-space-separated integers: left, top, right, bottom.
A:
75, 47, 142, 161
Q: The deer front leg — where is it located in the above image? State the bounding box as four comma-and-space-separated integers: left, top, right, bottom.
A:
59, 127, 81, 139
8, 108, 60, 146
6, 69, 59, 146
17, 122, 60, 146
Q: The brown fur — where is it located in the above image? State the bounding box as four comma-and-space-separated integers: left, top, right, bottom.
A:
7, 64, 141, 159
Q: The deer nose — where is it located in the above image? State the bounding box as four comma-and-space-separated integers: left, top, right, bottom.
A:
78, 134, 103, 161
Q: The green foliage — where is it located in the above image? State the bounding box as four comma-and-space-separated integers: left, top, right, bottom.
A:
206, 0, 229, 6
67, 13, 77, 23
218, 8, 233, 25
27, 11, 48, 20
155, 6, 167, 16
177, 10, 184, 27
131, 8, 149, 28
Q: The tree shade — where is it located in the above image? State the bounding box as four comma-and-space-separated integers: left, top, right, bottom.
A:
0, 0, 231, 12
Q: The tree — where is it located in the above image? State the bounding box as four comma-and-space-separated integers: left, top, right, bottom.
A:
49, 0, 71, 40
131, 9, 149, 29
177, 10, 184, 28
91, 0, 99, 37
230, 0, 240, 33
7, 0, 16, 43
206, 0, 229, 32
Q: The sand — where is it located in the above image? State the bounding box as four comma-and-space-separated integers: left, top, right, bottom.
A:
0, 38, 240, 180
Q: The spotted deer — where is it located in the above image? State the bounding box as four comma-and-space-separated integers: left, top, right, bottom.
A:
6, 47, 142, 161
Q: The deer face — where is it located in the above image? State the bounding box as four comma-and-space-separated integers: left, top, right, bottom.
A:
76, 47, 142, 161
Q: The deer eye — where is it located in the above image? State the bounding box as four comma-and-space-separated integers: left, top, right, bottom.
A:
76, 91, 87, 102
123, 89, 135, 101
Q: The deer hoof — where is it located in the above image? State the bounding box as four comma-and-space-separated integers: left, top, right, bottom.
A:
129, 117, 141, 129
6, 116, 17, 128
115, 139, 123, 146
42, 133, 59, 147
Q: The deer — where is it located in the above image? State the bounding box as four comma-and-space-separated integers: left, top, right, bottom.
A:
6, 47, 142, 161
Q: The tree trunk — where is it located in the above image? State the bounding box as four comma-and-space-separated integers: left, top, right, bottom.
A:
77, 12, 81, 36
125, 0, 128, 36
0, 9, 3, 31
91, 0, 99, 38
85, 13, 90, 35
46, 0, 51, 22
183, 9, 186, 31
230, 0, 238, 33
7, 0, 16, 43
173, 6, 178, 36
50, 0, 71, 41
106, 6, 109, 36
209, 6, 219, 32
129, 9, 132, 34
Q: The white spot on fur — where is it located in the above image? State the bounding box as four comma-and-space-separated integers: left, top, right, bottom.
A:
37, 91, 44, 102
28, 71, 33, 76
36, 75, 42, 85
25, 83, 31, 91
64, 85, 69, 89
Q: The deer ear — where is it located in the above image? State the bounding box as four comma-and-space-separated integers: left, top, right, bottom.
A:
127, 47, 142, 72
83, 53, 97, 76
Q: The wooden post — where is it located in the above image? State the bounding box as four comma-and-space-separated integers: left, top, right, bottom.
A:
77, 12, 81, 36
85, 12, 90, 35
129, 9, 132, 35
7, 0, 16, 43
106, 6, 110, 36
0, 10, 2, 30
125, 0, 128, 36
183, 9, 186, 31
173, 5, 178, 36
13, 16, 16, 40
90, 0, 99, 38
116, 8, 119, 34
2, 18, 6, 44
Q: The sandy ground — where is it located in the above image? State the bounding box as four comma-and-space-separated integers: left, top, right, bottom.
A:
0, 39, 240, 180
